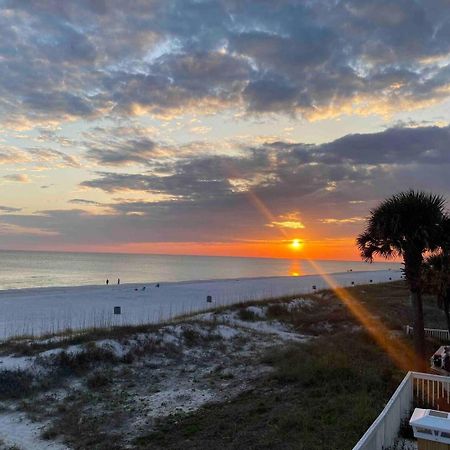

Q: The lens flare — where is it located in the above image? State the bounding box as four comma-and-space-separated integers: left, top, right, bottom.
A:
308, 259, 417, 371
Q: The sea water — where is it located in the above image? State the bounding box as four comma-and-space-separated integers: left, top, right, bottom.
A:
0, 250, 401, 290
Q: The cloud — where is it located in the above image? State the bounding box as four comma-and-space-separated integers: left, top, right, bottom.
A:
267, 220, 305, 230
320, 217, 365, 224
85, 138, 158, 166
75, 124, 450, 243
28, 148, 81, 168
1, 0, 450, 126
3, 174, 30, 183
264, 125, 450, 166
69, 198, 103, 206
82, 124, 217, 167
0, 205, 22, 213
1, 121, 450, 247
0, 222, 59, 236
0, 145, 80, 170
267, 212, 306, 229
0, 147, 31, 164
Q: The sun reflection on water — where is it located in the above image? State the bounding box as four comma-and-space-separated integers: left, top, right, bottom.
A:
289, 260, 302, 277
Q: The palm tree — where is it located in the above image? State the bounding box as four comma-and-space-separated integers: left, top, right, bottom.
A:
422, 216, 450, 334
356, 190, 446, 368
422, 253, 450, 332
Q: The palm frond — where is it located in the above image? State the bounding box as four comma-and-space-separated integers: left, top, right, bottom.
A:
357, 190, 447, 261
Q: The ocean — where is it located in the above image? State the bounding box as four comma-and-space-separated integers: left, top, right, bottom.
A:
0, 250, 401, 290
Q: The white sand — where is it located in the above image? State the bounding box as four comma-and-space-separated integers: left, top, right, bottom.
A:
0, 412, 68, 450
0, 270, 401, 340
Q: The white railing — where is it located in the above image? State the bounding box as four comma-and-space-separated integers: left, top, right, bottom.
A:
405, 325, 450, 342
353, 371, 450, 450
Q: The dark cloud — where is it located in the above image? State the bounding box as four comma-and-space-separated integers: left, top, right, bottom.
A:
23, 92, 94, 118
0, 205, 21, 213
85, 138, 158, 166
1, 0, 450, 123
82, 124, 216, 167
243, 77, 300, 113
82, 124, 450, 199
266, 125, 450, 165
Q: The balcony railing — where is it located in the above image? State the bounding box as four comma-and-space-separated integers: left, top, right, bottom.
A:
353, 371, 450, 450
405, 325, 450, 342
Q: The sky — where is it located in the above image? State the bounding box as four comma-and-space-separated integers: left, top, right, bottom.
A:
1, 0, 450, 260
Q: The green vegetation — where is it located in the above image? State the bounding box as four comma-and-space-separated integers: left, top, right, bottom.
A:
237, 307, 259, 321
50, 344, 118, 376
135, 332, 403, 450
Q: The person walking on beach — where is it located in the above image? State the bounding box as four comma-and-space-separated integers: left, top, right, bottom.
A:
117, 278, 120, 285
106, 279, 109, 285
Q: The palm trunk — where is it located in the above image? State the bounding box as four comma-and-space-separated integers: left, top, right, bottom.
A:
410, 290, 426, 370
445, 289, 450, 336
405, 253, 426, 371
443, 251, 450, 336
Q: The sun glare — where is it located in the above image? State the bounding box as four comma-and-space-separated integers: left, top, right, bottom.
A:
291, 239, 303, 250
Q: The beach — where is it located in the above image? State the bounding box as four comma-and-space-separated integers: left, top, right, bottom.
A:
0, 269, 401, 340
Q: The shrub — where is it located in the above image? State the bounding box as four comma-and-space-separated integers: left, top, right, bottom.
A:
86, 371, 112, 390
398, 416, 414, 439
51, 345, 117, 376
237, 308, 258, 321
266, 303, 289, 319
0, 369, 33, 399
41, 428, 58, 440
182, 328, 202, 347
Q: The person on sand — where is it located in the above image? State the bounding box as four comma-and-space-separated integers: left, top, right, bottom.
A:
106, 279, 109, 285
117, 278, 120, 285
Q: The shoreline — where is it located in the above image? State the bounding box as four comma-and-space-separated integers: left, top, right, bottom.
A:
0, 269, 402, 340
0, 269, 398, 294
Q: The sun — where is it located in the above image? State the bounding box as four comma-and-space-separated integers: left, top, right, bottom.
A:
290, 239, 303, 250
